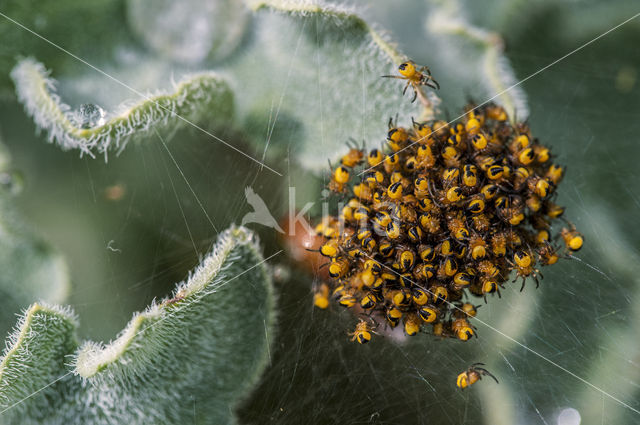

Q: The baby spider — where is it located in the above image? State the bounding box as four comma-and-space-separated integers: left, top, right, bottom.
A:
456, 363, 499, 389
560, 225, 584, 253
349, 318, 378, 344
508, 250, 543, 291
340, 138, 365, 168
537, 242, 560, 266
383, 61, 440, 103
327, 160, 351, 194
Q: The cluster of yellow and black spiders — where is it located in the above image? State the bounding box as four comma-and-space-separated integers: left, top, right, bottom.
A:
311, 63, 583, 357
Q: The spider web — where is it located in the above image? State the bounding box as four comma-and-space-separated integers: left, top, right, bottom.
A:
0, 0, 639, 424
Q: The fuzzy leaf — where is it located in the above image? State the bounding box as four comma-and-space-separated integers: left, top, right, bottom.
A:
10, 58, 234, 159
0, 192, 70, 334
231, 0, 441, 172
0, 0, 129, 93
463, 0, 640, 44
424, 0, 529, 119
0, 226, 276, 425
0, 304, 77, 420
575, 207, 640, 423
0, 141, 69, 337
126, 0, 250, 64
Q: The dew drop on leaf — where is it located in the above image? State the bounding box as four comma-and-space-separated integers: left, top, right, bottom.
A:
75, 103, 106, 129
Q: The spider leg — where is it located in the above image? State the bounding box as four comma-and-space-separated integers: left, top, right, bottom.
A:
418, 66, 433, 77
476, 367, 499, 384
496, 184, 518, 194
428, 180, 445, 208
411, 89, 418, 103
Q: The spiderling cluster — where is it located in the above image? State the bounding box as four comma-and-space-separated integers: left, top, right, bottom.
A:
312, 70, 583, 346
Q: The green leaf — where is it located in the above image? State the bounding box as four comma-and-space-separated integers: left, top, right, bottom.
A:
230, 0, 442, 172
126, 0, 250, 64
424, 0, 528, 119
10, 58, 234, 159
575, 207, 640, 423
0, 192, 70, 333
10, 0, 446, 173
464, 0, 640, 45
0, 140, 70, 337
0, 226, 276, 425
0, 0, 130, 93
0, 304, 77, 420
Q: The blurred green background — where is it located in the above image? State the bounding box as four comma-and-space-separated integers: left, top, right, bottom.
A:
0, 0, 639, 423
